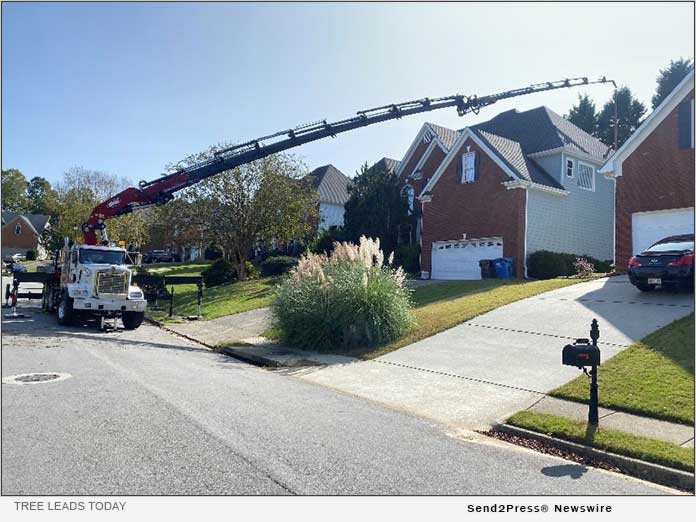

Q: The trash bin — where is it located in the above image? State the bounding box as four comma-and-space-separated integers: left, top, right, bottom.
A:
493, 257, 514, 279
479, 259, 495, 279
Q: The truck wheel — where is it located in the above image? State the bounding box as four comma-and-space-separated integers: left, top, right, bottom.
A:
57, 293, 74, 325
122, 311, 144, 330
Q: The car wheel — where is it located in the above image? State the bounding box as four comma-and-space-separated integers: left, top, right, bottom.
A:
635, 283, 655, 292
122, 311, 144, 330
57, 292, 74, 325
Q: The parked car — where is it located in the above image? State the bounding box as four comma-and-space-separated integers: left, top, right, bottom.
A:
628, 234, 694, 291
3, 253, 26, 263
142, 250, 181, 264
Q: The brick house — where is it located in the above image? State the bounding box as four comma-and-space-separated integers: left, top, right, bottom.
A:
1, 211, 51, 260
398, 107, 613, 279
599, 70, 694, 271
306, 164, 351, 230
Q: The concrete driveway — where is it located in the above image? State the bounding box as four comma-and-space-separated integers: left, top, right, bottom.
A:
299, 276, 693, 429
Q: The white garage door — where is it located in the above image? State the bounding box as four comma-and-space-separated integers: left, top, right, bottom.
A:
632, 208, 694, 254
431, 238, 503, 280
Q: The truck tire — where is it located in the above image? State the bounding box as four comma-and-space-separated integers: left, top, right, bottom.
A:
57, 292, 74, 325
122, 311, 144, 330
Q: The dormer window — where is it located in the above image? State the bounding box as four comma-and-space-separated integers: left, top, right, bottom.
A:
461, 151, 476, 183
566, 158, 575, 178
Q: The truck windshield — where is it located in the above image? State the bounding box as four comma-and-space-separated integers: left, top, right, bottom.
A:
79, 249, 126, 265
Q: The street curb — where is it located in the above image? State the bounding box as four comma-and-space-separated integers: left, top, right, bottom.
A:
218, 346, 281, 368
144, 317, 216, 350
495, 424, 694, 492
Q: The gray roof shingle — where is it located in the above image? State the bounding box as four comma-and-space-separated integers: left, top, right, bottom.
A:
370, 157, 401, 174
427, 123, 460, 150
464, 106, 609, 189
1, 211, 50, 232
306, 164, 350, 206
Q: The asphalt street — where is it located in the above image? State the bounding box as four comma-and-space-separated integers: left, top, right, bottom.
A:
2, 304, 671, 495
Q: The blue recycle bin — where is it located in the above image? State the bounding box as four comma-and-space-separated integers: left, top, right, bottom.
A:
493, 257, 514, 278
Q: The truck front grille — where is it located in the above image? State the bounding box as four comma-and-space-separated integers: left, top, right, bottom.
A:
96, 271, 128, 295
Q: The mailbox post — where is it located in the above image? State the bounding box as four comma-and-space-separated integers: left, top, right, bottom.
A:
562, 319, 601, 427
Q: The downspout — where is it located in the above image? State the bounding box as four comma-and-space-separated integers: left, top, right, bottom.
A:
523, 188, 529, 278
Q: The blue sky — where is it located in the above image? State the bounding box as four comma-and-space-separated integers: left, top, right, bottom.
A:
2, 2, 693, 185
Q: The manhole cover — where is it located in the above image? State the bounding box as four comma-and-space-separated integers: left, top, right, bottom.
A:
2, 372, 72, 385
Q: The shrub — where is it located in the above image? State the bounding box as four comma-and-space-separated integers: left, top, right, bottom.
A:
260, 256, 298, 277
25, 250, 36, 261
273, 236, 415, 352
204, 245, 223, 260
528, 250, 612, 279
245, 261, 260, 280
310, 226, 346, 255
573, 257, 595, 278
202, 259, 237, 287
394, 244, 420, 275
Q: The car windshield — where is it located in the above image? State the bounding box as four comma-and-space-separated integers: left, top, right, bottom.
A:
645, 240, 694, 254
79, 248, 126, 265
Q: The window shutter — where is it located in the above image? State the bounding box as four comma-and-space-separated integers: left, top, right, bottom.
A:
678, 100, 693, 149
474, 151, 481, 180
457, 154, 463, 182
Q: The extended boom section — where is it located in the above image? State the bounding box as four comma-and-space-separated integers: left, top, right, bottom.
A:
82, 76, 615, 244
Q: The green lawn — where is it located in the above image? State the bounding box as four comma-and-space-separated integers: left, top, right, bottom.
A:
507, 411, 694, 472
141, 260, 212, 277
351, 277, 592, 359
551, 314, 694, 425
146, 276, 280, 322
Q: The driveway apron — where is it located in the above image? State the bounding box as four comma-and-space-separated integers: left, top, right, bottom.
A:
300, 276, 693, 429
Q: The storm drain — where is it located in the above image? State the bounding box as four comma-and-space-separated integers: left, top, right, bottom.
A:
2, 372, 72, 385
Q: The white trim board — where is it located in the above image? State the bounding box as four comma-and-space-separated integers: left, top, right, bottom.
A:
419, 127, 522, 197
409, 139, 447, 185
599, 70, 695, 178
395, 123, 452, 180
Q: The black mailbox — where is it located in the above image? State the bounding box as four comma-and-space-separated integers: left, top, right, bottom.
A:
562, 338, 601, 368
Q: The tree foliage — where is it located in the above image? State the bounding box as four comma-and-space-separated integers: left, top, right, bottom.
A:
566, 94, 598, 137
26, 176, 57, 215
170, 146, 319, 280
1, 169, 30, 212
596, 86, 647, 149
343, 162, 410, 256
41, 167, 149, 251
652, 57, 694, 109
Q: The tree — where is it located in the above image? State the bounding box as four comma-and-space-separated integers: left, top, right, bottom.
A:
41, 167, 150, 251
26, 176, 57, 215
1, 169, 30, 212
343, 162, 410, 256
652, 58, 694, 109
171, 146, 319, 280
596, 86, 647, 149
566, 94, 598, 137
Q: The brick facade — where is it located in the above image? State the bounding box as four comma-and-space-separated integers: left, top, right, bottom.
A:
1, 216, 40, 250
421, 138, 526, 277
615, 89, 695, 270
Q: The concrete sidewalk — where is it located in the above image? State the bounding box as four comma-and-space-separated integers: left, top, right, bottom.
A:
163, 307, 271, 347
526, 396, 694, 448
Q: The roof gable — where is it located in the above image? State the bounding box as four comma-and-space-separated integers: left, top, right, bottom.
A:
307, 164, 350, 206
599, 70, 695, 177
395, 122, 459, 179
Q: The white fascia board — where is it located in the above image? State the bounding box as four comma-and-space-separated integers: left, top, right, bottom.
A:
599, 70, 695, 178
530, 146, 606, 166
503, 179, 569, 196
395, 123, 442, 179
419, 128, 521, 197
409, 139, 447, 180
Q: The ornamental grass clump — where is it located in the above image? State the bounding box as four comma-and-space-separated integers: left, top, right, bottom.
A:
273, 236, 415, 352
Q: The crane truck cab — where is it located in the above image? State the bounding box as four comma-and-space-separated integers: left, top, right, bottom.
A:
43, 243, 147, 329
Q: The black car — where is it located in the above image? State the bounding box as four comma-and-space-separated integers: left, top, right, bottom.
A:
142, 250, 181, 264
628, 234, 694, 291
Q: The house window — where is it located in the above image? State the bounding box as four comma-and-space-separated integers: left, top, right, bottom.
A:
461, 151, 476, 183
402, 184, 415, 214
566, 158, 575, 178
14, 224, 21, 235
577, 162, 594, 191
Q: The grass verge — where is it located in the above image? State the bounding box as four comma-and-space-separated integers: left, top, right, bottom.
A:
351, 277, 591, 359
551, 314, 694, 425
507, 411, 694, 472
146, 276, 279, 323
